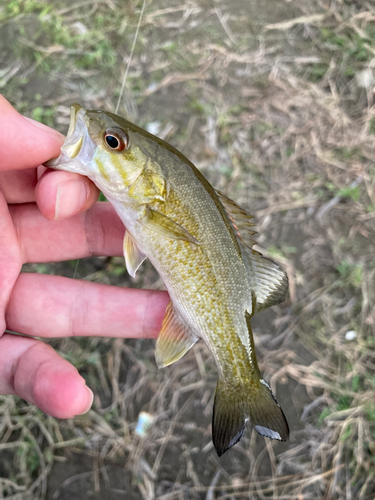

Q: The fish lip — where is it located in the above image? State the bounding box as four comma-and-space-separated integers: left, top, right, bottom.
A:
45, 104, 87, 167
66, 103, 82, 138
60, 105, 86, 159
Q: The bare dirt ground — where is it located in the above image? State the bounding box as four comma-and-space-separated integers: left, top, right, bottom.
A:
1, 0, 374, 499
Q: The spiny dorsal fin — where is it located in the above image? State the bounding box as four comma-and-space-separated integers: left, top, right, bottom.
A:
123, 231, 147, 278
216, 190, 257, 249
155, 301, 199, 368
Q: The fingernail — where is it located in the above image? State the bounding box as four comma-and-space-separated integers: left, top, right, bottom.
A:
78, 387, 94, 415
55, 180, 89, 220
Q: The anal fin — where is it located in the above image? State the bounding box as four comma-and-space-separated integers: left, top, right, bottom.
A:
155, 301, 199, 368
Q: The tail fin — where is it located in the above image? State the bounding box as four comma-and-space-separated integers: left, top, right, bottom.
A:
212, 378, 289, 457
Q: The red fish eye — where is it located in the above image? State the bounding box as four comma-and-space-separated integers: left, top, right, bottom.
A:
104, 128, 128, 151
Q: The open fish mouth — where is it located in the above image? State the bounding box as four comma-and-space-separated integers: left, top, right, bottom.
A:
45, 104, 96, 174
60, 104, 85, 160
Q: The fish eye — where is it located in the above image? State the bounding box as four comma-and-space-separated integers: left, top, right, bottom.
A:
103, 128, 129, 152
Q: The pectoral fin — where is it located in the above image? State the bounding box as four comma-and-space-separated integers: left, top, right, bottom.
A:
155, 301, 199, 368
123, 231, 147, 278
139, 207, 200, 245
128, 168, 167, 203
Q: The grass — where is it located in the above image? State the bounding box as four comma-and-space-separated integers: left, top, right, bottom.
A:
1, 0, 375, 499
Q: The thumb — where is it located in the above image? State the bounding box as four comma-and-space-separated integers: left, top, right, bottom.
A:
0, 95, 64, 171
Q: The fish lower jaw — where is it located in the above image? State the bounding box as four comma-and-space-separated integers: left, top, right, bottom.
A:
46, 154, 87, 176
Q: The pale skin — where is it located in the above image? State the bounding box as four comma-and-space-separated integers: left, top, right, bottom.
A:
0, 95, 169, 418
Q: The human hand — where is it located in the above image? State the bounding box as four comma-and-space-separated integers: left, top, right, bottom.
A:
0, 95, 169, 418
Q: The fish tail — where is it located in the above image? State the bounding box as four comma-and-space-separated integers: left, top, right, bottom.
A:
212, 377, 289, 457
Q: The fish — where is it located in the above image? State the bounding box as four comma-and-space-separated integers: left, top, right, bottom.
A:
47, 104, 289, 456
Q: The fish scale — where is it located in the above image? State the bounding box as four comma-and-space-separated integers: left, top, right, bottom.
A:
47, 104, 290, 456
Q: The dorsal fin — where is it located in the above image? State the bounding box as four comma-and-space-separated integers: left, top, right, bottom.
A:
216, 190, 288, 312
216, 190, 257, 249
155, 301, 199, 368
248, 252, 288, 312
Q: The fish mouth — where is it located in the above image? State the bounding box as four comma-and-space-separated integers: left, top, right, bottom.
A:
61, 103, 85, 159
45, 104, 95, 173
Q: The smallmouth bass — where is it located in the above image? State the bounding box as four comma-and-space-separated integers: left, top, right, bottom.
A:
48, 104, 289, 456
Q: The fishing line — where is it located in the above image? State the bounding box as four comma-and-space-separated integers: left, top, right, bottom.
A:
115, 0, 147, 114
73, 258, 80, 280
